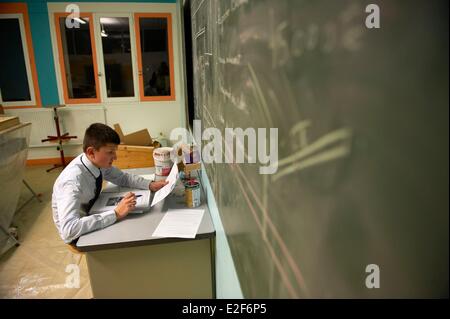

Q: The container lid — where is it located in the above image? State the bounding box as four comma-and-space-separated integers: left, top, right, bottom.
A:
153, 146, 173, 155
184, 179, 199, 188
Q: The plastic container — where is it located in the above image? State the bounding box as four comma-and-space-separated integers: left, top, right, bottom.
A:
154, 132, 169, 147
153, 147, 173, 176
182, 143, 200, 164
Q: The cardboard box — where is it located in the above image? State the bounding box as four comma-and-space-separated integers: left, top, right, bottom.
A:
114, 145, 155, 169
183, 162, 201, 173
114, 123, 153, 146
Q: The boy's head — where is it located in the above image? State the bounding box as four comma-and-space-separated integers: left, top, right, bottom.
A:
83, 123, 120, 168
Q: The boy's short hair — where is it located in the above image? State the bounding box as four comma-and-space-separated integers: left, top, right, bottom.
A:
83, 123, 120, 152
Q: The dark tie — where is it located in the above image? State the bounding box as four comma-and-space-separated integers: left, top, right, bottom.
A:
86, 171, 103, 214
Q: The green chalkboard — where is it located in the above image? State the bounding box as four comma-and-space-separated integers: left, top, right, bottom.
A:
187, 0, 448, 297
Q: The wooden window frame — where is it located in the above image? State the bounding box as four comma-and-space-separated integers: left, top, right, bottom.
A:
94, 13, 140, 103
54, 12, 101, 104
134, 13, 175, 102
0, 3, 41, 109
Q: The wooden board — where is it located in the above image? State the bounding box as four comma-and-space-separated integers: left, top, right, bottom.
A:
0, 116, 20, 132
114, 145, 155, 169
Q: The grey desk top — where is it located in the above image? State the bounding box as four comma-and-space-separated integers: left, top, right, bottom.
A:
76, 167, 215, 252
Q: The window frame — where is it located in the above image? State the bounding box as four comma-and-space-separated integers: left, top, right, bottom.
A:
0, 3, 41, 109
134, 13, 175, 102
53, 12, 101, 104
50, 7, 177, 105
93, 13, 139, 103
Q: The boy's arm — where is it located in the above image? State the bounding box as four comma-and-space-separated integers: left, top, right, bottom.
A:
103, 166, 153, 190
56, 181, 117, 243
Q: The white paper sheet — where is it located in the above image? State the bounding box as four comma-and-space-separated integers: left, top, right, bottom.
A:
152, 209, 204, 238
151, 163, 178, 207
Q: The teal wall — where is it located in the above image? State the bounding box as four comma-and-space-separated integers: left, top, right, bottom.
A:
0, 0, 176, 106
28, 1, 59, 106
201, 164, 244, 298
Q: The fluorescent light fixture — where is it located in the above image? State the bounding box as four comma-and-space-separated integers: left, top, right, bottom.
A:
100, 17, 121, 25
100, 23, 108, 37
74, 17, 86, 24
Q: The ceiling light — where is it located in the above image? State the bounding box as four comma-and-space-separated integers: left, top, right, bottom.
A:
74, 17, 86, 24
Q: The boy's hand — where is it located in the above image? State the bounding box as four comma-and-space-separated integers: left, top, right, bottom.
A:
150, 180, 169, 192
114, 192, 136, 220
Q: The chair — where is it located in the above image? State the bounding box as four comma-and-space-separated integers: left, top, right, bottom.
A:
67, 243, 84, 255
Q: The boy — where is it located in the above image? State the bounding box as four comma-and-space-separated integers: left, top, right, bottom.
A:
52, 123, 168, 245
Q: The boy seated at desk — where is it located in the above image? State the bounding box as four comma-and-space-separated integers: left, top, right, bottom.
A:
51, 123, 168, 247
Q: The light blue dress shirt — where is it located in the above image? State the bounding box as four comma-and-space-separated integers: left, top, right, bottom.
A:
52, 153, 152, 243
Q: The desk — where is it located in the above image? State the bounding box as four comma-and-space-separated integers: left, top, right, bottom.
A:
77, 168, 216, 298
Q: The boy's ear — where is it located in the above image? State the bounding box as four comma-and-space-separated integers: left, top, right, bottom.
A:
85, 146, 96, 157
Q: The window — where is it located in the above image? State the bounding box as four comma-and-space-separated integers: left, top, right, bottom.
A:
96, 15, 138, 101
52, 11, 175, 104
135, 13, 175, 101
54, 13, 100, 103
0, 3, 40, 108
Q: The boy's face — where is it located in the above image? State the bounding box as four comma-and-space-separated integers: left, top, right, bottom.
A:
87, 143, 118, 168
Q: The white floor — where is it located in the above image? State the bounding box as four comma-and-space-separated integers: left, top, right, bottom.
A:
0, 165, 92, 298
